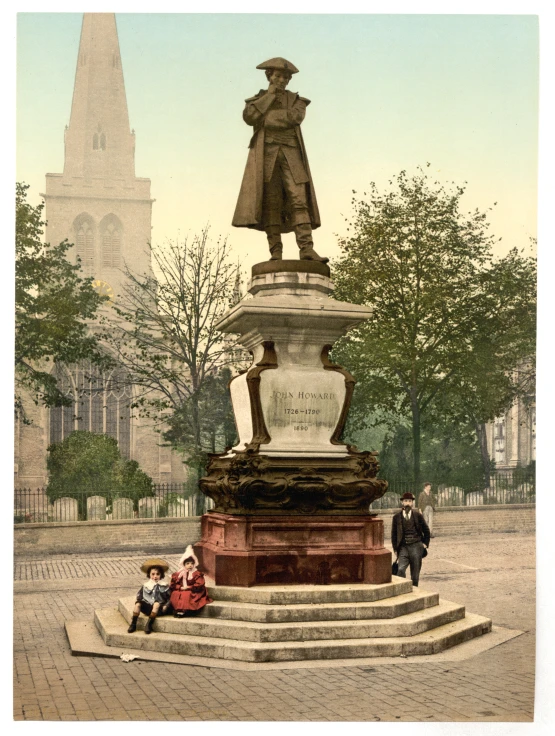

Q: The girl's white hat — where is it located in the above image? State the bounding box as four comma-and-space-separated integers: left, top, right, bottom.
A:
179, 544, 199, 569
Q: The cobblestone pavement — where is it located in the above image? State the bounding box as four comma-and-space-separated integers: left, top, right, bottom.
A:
14, 533, 539, 722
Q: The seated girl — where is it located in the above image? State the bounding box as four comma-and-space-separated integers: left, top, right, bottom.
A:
127, 558, 171, 634
169, 545, 212, 617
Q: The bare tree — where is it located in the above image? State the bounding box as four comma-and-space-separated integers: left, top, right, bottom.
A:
105, 226, 242, 475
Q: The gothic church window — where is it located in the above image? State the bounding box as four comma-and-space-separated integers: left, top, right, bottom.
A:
101, 216, 122, 269
74, 215, 95, 276
93, 125, 106, 150
49, 361, 132, 458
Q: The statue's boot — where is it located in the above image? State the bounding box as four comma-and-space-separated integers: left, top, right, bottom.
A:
266, 226, 283, 260
295, 223, 329, 263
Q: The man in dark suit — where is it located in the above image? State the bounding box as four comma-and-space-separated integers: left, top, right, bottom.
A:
391, 492, 431, 587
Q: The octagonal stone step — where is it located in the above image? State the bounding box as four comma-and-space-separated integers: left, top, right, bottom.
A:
95, 607, 492, 662
118, 589, 439, 625
117, 596, 463, 642
204, 580, 413, 605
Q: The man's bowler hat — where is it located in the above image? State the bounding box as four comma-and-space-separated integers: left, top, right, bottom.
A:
401, 492, 415, 500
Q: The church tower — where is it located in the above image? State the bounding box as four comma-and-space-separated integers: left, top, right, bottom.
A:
14, 13, 184, 488
44, 13, 153, 295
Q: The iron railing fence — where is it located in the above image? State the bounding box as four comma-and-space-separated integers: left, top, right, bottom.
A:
15, 470, 535, 523
14, 484, 214, 524
371, 470, 536, 510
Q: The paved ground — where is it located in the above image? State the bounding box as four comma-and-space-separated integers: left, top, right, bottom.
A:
14, 532, 538, 722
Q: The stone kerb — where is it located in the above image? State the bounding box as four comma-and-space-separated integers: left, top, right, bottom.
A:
52, 497, 79, 522
86, 495, 107, 520
138, 497, 159, 518
112, 498, 135, 520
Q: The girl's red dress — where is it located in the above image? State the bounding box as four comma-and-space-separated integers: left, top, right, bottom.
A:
169, 569, 212, 613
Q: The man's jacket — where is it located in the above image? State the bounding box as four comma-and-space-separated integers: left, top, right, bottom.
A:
391, 508, 431, 554
232, 88, 321, 232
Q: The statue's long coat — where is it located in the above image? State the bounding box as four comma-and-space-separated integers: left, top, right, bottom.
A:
232, 89, 321, 233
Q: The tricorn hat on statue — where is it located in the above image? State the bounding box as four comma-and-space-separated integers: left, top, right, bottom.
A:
256, 57, 299, 74
140, 558, 170, 574
401, 492, 415, 501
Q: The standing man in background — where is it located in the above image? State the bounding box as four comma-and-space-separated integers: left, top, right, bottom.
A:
391, 492, 431, 587
418, 482, 436, 538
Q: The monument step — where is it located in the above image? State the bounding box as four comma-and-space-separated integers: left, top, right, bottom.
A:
95, 607, 492, 662
119, 591, 441, 629
117, 597, 463, 642
118, 589, 439, 624
205, 580, 412, 605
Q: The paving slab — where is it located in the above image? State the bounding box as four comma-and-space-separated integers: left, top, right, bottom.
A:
14, 532, 537, 722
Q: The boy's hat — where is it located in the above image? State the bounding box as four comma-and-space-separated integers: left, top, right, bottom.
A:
401, 492, 415, 501
256, 57, 299, 74
141, 558, 169, 574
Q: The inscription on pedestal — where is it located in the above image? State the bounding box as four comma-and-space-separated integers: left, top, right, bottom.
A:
270, 389, 337, 433
260, 370, 346, 452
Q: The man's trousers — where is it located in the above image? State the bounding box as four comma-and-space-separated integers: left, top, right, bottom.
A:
396, 542, 425, 587
423, 505, 434, 535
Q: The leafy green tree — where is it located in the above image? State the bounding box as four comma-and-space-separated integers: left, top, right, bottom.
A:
379, 420, 484, 493
332, 167, 536, 483
15, 183, 109, 414
46, 431, 154, 514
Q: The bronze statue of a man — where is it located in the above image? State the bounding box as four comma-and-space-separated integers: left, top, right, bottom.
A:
232, 57, 328, 263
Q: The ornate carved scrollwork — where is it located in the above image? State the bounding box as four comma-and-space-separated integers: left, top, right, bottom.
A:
320, 344, 356, 444
244, 341, 278, 452
199, 449, 388, 515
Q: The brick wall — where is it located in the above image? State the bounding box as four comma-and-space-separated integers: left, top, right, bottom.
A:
14, 505, 534, 557
378, 504, 535, 537
14, 517, 202, 557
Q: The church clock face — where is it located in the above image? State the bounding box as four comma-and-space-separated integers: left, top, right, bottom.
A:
92, 279, 115, 302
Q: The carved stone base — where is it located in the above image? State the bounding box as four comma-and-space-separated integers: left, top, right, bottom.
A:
199, 451, 388, 515
194, 511, 392, 587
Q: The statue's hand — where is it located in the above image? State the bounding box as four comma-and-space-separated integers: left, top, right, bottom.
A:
267, 83, 277, 95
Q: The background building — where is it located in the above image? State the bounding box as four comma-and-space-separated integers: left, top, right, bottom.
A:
486, 361, 536, 471
15, 13, 185, 487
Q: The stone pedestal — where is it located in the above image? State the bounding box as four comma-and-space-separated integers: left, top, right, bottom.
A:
194, 512, 391, 587
197, 260, 391, 586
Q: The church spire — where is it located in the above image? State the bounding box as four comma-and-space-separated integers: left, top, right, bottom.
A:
63, 13, 135, 180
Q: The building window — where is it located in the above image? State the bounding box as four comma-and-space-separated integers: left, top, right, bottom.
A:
101, 217, 122, 269
93, 125, 106, 151
74, 216, 95, 276
494, 417, 506, 465
49, 361, 132, 458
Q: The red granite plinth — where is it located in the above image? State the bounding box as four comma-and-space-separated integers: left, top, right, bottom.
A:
194, 512, 392, 587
